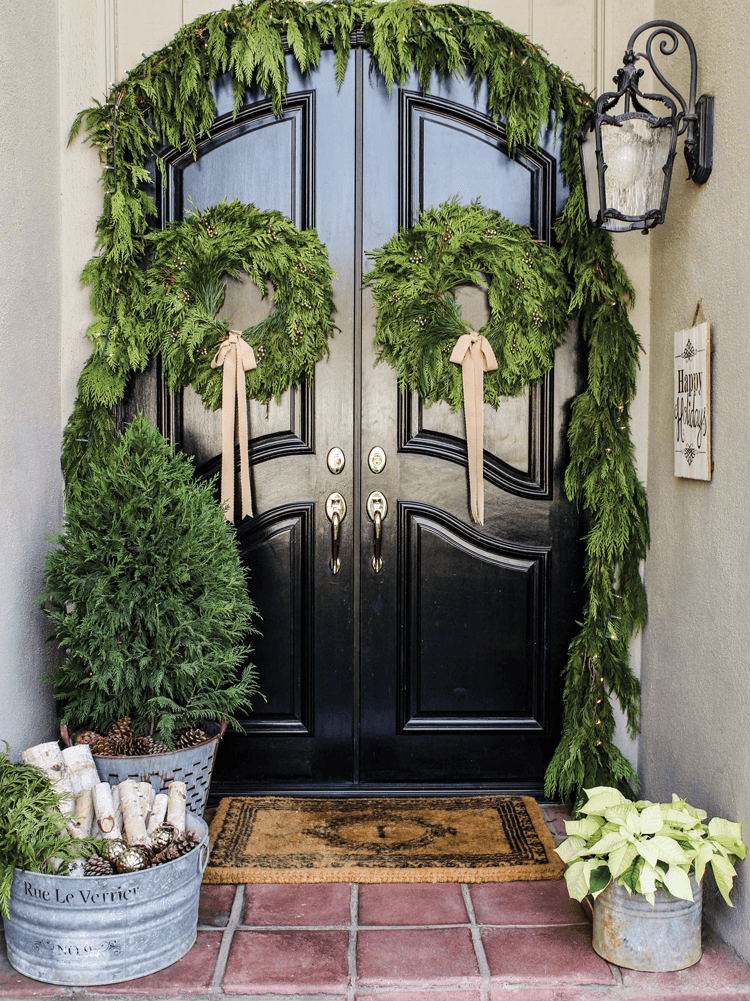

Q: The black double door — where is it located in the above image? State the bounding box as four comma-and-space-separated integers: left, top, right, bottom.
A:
146, 42, 585, 795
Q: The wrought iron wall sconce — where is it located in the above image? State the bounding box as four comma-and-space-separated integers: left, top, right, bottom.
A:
577, 21, 714, 233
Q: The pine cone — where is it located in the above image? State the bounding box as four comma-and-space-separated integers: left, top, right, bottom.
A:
84, 855, 114, 876
152, 843, 181, 866
150, 823, 176, 853
174, 726, 209, 750
75, 731, 112, 755
173, 830, 200, 856
114, 846, 150, 873
148, 738, 170, 754
132, 736, 154, 755
108, 716, 134, 745
151, 830, 199, 867
100, 838, 129, 865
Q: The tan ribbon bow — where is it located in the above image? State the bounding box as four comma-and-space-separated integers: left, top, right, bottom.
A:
450, 331, 498, 524
210, 331, 257, 521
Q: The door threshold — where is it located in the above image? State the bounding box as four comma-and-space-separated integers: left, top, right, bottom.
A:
207, 780, 547, 805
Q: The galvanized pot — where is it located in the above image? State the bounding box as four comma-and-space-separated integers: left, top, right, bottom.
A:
592, 875, 702, 972
4, 813, 208, 986
61, 721, 226, 815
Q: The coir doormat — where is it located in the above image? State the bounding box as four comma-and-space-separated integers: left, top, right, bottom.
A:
204, 795, 563, 883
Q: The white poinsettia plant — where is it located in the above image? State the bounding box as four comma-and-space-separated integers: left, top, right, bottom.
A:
556, 786, 747, 907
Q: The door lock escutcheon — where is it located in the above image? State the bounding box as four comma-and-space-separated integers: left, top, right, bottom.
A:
327, 447, 346, 474
366, 491, 388, 573
325, 492, 347, 574
368, 446, 386, 474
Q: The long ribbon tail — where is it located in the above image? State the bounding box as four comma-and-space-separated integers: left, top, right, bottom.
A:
211, 332, 257, 522
219, 349, 238, 521
235, 345, 253, 520
450, 332, 498, 525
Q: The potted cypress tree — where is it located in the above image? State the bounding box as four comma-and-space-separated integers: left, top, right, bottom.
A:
39, 413, 261, 812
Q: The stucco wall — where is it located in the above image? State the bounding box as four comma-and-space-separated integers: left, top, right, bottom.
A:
0, 0, 64, 757
643, 1, 750, 959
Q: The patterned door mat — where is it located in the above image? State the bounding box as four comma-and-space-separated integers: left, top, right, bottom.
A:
204, 795, 564, 883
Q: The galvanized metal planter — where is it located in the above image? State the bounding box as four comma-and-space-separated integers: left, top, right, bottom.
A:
61, 722, 225, 814
4, 813, 208, 986
592, 876, 702, 972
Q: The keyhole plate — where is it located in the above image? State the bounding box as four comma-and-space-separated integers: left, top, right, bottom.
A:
368, 446, 387, 474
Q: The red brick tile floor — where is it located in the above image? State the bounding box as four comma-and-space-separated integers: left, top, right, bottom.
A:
2, 804, 750, 1000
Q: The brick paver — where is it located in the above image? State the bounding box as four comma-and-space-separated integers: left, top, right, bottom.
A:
2, 803, 750, 999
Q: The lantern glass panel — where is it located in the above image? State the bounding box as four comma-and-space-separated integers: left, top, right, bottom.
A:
600, 116, 675, 230
579, 124, 601, 225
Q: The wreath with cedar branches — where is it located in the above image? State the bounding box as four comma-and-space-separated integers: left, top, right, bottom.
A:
366, 200, 570, 408
147, 199, 335, 409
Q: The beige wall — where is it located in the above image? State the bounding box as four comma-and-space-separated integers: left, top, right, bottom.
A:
644, 0, 750, 958
0, 0, 64, 756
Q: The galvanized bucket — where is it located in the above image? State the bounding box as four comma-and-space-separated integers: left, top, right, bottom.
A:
592, 876, 702, 972
61, 722, 225, 815
4, 813, 208, 986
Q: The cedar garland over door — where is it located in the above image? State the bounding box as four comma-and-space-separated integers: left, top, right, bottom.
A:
125, 41, 585, 795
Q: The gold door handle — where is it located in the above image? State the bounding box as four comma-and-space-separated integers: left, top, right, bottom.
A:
325, 492, 346, 574
366, 491, 388, 573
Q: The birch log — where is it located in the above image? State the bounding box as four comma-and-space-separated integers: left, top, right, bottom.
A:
146, 793, 168, 834
118, 780, 151, 847
61, 745, 100, 796
93, 782, 121, 839
67, 788, 94, 839
21, 742, 74, 815
138, 781, 155, 820
166, 781, 187, 834
112, 786, 122, 833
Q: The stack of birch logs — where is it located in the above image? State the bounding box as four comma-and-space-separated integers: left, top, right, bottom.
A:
22, 740, 197, 874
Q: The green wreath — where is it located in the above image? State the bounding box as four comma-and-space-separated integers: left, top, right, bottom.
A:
366, 200, 570, 409
148, 199, 335, 408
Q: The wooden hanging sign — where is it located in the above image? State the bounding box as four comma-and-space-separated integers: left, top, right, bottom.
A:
674, 320, 711, 480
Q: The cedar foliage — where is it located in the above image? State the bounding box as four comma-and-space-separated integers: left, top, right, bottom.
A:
147, 199, 336, 408
366, 199, 570, 408
66, 0, 648, 811
0, 744, 101, 918
41, 414, 261, 747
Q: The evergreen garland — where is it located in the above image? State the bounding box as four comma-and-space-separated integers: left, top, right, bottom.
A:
147, 199, 336, 409
66, 0, 648, 812
366, 199, 570, 409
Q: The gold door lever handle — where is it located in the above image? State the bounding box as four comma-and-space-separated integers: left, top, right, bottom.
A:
366, 491, 387, 573
325, 492, 346, 575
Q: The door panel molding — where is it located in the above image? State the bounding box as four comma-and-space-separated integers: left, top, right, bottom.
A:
396, 501, 550, 734
398, 376, 552, 499
395, 88, 555, 498
235, 503, 315, 735
155, 91, 317, 462
399, 89, 557, 238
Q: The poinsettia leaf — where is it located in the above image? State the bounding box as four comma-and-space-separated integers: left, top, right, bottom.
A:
564, 859, 598, 902
639, 804, 664, 835
662, 865, 694, 902
584, 831, 629, 855
581, 788, 629, 816
564, 818, 602, 839
636, 835, 690, 870
589, 865, 612, 899
555, 835, 587, 864
608, 841, 638, 880
710, 854, 738, 907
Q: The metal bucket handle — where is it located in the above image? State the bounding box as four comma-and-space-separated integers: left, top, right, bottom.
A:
198, 843, 210, 874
